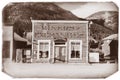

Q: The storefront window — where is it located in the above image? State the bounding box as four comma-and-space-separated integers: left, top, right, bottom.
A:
38, 40, 50, 59
69, 40, 82, 59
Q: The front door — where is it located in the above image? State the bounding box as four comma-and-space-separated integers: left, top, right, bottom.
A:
54, 46, 66, 63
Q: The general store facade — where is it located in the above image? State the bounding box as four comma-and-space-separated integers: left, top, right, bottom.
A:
32, 20, 89, 63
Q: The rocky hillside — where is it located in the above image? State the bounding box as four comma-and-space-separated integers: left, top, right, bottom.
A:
87, 11, 118, 33
3, 2, 79, 36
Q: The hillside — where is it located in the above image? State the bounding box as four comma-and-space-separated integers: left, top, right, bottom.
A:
87, 11, 118, 33
3, 2, 79, 36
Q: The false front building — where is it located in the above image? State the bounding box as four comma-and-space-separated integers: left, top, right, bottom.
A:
32, 20, 89, 63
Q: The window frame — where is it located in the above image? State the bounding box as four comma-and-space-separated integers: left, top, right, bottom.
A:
69, 40, 82, 60
37, 40, 51, 60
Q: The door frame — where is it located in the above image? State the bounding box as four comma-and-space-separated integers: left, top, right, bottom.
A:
53, 42, 67, 63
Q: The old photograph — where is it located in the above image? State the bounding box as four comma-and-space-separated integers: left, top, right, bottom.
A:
2, 2, 119, 78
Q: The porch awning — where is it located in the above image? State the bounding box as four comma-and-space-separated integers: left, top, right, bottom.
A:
14, 32, 31, 45
14, 32, 27, 42
102, 34, 118, 41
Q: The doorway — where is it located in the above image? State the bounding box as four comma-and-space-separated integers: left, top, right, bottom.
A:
54, 39, 67, 63
54, 46, 66, 63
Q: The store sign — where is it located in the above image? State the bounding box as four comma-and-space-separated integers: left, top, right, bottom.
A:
89, 53, 99, 62
33, 22, 87, 39
25, 50, 31, 55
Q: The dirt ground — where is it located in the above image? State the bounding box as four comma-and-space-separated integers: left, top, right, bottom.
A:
2, 60, 118, 79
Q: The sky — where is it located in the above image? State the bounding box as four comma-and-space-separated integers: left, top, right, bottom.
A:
56, 2, 118, 18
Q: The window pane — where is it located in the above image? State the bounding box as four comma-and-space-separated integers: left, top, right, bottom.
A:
39, 42, 49, 58
71, 41, 80, 58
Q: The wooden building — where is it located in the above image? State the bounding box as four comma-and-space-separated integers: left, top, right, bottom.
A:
3, 26, 32, 63
3, 26, 13, 62
31, 20, 89, 63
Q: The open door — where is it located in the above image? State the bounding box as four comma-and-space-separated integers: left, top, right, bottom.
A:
54, 39, 67, 63
54, 46, 66, 63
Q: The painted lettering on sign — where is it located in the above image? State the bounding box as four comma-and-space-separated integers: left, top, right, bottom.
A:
33, 23, 86, 39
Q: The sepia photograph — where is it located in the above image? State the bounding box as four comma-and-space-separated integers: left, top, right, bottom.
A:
1, 1, 119, 79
